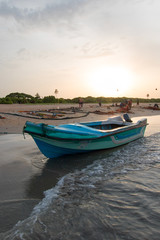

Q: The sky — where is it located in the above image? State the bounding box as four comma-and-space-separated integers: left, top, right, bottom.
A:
0, 0, 160, 99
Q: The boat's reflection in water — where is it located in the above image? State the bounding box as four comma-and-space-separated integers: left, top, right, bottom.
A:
26, 146, 120, 199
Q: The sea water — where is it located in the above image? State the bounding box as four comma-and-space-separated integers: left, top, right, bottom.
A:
0, 115, 160, 240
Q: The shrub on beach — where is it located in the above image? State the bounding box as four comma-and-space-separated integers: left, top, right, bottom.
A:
0, 97, 13, 104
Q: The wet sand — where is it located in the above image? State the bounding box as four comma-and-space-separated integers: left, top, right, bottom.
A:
0, 134, 42, 232
0, 103, 160, 232
0, 133, 104, 232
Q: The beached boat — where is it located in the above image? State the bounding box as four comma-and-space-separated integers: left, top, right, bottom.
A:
23, 114, 147, 158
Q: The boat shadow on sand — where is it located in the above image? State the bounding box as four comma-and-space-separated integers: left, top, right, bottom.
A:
25, 144, 131, 200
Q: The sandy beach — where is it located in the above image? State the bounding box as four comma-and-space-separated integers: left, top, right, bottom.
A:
0, 103, 160, 134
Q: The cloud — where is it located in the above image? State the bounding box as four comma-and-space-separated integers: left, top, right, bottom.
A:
1, 0, 159, 55
0, 0, 156, 29
17, 48, 26, 54
79, 42, 116, 58
0, 2, 25, 20
16, 47, 34, 62
0, 0, 87, 26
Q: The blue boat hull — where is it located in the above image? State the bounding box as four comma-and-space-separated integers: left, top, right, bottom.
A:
33, 137, 89, 158
31, 124, 147, 158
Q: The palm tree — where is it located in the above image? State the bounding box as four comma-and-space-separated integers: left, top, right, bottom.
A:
54, 89, 59, 103
35, 93, 40, 99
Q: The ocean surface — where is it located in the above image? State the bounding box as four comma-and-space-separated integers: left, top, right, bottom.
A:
0, 115, 160, 240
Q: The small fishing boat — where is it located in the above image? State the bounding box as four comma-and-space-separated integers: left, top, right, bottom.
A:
23, 114, 148, 158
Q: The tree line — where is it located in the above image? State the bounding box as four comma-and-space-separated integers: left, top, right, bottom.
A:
0, 92, 160, 104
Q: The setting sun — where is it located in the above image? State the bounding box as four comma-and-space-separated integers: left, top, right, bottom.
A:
87, 66, 133, 97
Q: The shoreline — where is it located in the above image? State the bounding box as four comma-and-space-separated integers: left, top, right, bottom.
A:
0, 103, 160, 134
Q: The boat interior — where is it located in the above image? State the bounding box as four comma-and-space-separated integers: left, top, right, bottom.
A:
83, 114, 133, 131
88, 123, 125, 130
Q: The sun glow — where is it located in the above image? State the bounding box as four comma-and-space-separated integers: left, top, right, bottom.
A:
87, 66, 133, 97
